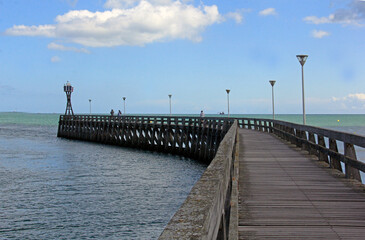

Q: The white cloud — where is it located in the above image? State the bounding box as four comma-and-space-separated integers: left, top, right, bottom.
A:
5, 0, 223, 47
332, 93, 365, 102
225, 9, 250, 24
312, 30, 330, 38
51, 56, 61, 62
226, 11, 243, 23
331, 93, 365, 110
304, 0, 365, 26
6, 25, 56, 37
48, 42, 90, 53
259, 8, 277, 16
348, 93, 365, 100
304, 15, 333, 24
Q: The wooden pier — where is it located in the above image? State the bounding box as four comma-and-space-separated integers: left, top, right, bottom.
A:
57, 115, 365, 239
238, 128, 365, 239
57, 115, 234, 162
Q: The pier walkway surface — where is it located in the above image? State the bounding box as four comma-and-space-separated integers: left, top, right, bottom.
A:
238, 128, 365, 239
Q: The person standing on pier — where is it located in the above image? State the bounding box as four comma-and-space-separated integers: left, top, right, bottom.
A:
110, 109, 114, 116
200, 110, 205, 118
200, 110, 205, 125
117, 110, 121, 117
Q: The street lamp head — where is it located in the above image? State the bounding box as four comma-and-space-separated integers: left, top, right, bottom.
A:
269, 80, 276, 86
226, 89, 230, 94
123, 97, 126, 100
296, 55, 308, 66
168, 94, 172, 98
89, 99, 91, 102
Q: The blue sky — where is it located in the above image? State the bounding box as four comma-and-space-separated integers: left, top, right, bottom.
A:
0, 0, 364, 114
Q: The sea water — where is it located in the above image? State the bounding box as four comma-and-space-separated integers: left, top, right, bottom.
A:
0, 113, 207, 239
0, 113, 364, 239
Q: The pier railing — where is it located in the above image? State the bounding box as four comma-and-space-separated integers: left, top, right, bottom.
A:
57, 115, 234, 163
236, 118, 365, 182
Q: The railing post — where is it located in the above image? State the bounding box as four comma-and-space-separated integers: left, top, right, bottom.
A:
272, 122, 278, 136
277, 123, 282, 137
190, 118, 197, 157
308, 132, 317, 156
268, 121, 273, 133
301, 131, 309, 152
329, 139, 343, 172
289, 127, 296, 145
248, 119, 252, 129
138, 116, 145, 147
294, 129, 301, 148
145, 117, 151, 147
344, 143, 362, 181
258, 120, 263, 132
178, 118, 184, 154
163, 118, 170, 152
284, 126, 291, 142
317, 135, 329, 163
208, 120, 217, 160
121, 116, 126, 145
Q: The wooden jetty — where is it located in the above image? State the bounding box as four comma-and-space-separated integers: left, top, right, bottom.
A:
57, 115, 365, 239
238, 128, 365, 239
57, 115, 234, 162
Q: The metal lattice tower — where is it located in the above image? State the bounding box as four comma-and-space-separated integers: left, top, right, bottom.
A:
64, 81, 74, 115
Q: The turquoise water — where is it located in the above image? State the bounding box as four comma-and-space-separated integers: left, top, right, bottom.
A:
1, 112, 364, 128
0, 112, 60, 126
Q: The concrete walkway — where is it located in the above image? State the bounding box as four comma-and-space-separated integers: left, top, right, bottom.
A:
238, 128, 365, 239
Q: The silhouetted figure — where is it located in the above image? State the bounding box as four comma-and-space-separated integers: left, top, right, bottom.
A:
200, 110, 205, 118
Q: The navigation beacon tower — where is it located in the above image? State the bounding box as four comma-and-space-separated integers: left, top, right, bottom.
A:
64, 81, 74, 115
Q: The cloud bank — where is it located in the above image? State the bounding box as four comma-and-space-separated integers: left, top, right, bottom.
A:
5, 0, 224, 47
304, 0, 365, 26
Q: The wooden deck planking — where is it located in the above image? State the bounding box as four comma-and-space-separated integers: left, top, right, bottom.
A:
238, 128, 365, 240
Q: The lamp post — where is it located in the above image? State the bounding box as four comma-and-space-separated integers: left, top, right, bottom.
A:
168, 94, 172, 116
89, 99, 91, 114
226, 89, 230, 117
296, 55, 308, 125
269, 80, 276, 120
123, 97, 126, 115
